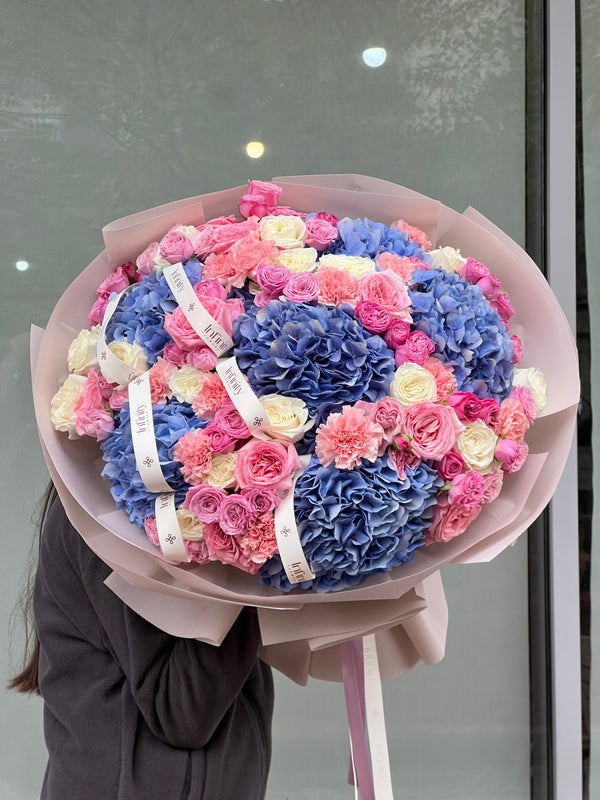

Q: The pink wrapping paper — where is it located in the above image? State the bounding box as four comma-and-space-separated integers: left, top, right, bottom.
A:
31, 176, 579, 683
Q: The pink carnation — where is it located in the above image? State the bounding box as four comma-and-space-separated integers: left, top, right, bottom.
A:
376, 252, 428, 281
448, 470, 485, 508
74, 408, 114, 441
75, 369, 110, 417
109, 387, 129, 412
402, 402, 464, 461
496, 397, 531, 442
315, 406, 384, 470
162, 343, 187, 367
148, 357, 177, 405
172, 429, 214, 484
184, 538, 211, 565
235, 439, 301, 491
316, 267, 359, 306
395, 330, 435, 365
192, 373, 229, 419
425, 496, 482, 544
304, 217, 339, 251
203, 232, 280, 290
238, 515, 279, 565
144, 516, 160, 548
392, 219, 432, 251
509, 385, 537, 424
422, 357, 458, 402
481, 470, 504, 503
358, 271, 411, 321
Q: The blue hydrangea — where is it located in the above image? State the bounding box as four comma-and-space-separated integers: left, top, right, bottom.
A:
326, 217, 431, 263
100, 399, 205, 528
233, 301, 396, 416
105, 259, 203, 364
408, 269, 514, 401
258, 456, 443, 593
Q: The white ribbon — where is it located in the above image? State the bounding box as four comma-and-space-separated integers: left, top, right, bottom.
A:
216, 355, 269, 436
128, 371, 172, 494
363, 635, 394, 799
163, 262, 233, 356
274, 456, 314, 584
96, 289, 141, 386
154, 492, 189, 563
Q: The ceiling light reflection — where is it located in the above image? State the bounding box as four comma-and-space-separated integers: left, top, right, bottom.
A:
246, 141, 265, 159
362, 47, 387, 68
15, 260, 30, 272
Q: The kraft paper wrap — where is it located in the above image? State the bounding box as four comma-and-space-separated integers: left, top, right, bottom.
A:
31, 175, 578, 684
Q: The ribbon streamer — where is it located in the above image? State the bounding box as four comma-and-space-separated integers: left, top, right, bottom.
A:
216, 355, 269, 436
96, 288, 142, 386
163, 262, 233, 356
154, 492, 189, 563
274, 456, 314, 584
128, 371, 172, 493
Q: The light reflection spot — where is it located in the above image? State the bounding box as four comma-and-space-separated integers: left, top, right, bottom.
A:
15, 260, 30, 272
246, 141, 265, 159
362, 47, 387, 68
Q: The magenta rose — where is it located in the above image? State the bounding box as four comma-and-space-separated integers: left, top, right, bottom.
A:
436, 450, 465, 480
448, 470, 485, 508
384, 319, 411, 349
159, 228, 195, 264
282, 272, 320, 303
446, 392, 481, 422
511, 334, 523, 364
355, 301, 392, 333
304, 217, 339, 251
402, 402, 464, 460
235, 439, 301, 491
395, 330, 435, 366
240, 487, 279, 517
459, 258, 491, 284
214, 399, 251, 440
218, 494, 255, 535
425, 496, 482, 544
477, 397, 502, 428
184, 485, 227, 523
491, 292, 514, 322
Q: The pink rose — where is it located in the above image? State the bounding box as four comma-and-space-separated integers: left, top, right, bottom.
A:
402, 402, 464, 460
109, 387, 129, 411
501, 440, 529, 474
218, 493, 254, 535
383, 319, 411, 349
183, 485, 227, 523
491, 292, 514, 323
425, 496, 482, 544
509, 385, 537, 424
358, 271, 411, 320
164, 295, 237, 351
186, 346, 219, 372
355, 301, 392, 333
191, 217, 260, 258
203, 233, 280, 290
304, 217, 339, 251
237, 514, 279, 564
74, 408, 114, 441
447, 392, 482, 422
96, 266, 131, 297
235, 439, 301, 491
136, 241, 161, 276
388, 440, 421, 480
243, 180, 283, 214
494, 438, 518, 466
266, 206, 305, 218
477, 397, 502, 428
282, 272, 320, 303
436, 450, 465, 480
256, 263, 291, 296
162, 343, 187, 367
159, 227, 195, 264
121, 262, 137, 281
88, 294, 110, 326
184, 538, 211, 565
193, 279, 227, 300
448, 470, 485, 508
203, 420, 238, 454
240, 487, 279, 517
371, 397, 404, 446
481, 470, 504, 503
511, 335, 523, 364
202, 522, 243, 566
214, 399, 251, 440
395, 330, 435, 366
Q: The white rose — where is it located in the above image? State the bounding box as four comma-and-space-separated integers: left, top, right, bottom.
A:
108, 340, 148, 381
512, 367, 547, 413
67, 326, 100, 375
455, 419, 498, 471
50, 374, 87, 438
260, 394, 313, 442
259, 215, 307, 249
277, 247, 318, 274
169, 366, 205, 404
317, 253, 376, 278
176, 508, 204, 541
175, 224, 200, 240
205, 452, 238, 489
390, 363, 437, 406
429, 246, 467, 274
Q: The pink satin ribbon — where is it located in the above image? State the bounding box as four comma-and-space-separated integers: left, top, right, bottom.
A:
341, 638, 375, 800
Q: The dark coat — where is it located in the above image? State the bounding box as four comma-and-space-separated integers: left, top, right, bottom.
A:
33, 500, 274, 799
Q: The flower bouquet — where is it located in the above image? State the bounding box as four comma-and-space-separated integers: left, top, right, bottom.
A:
32, 175, 578, 685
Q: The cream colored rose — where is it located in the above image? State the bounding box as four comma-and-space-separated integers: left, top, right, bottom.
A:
169, 366, 205, 404
205, 452, 238, 489
175, 224, 200, 240
429, 246, 467, 274
67, 326, 100, 375
390, 363, 437, 406
317, 253, 376, 278
50, 374, 87, 438
259, 215, 307, 249
176, 508, 204, 541
277, 247, 318, 274
260, 394, 313, 442
108, 340, 148, 380
455, 419, 498, 471
513, 367, 547, 413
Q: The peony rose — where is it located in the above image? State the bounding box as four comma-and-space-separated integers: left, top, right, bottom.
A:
494, 438, 518, 466
388, 441, 421, 481
317, 253, 376, 278
260, 394, 312, 443
184, 484, 227, 523
459, 257, 491, 284
202, 420, 238, 454
259, 215, 307, 249
477, 397, 502, 428
202, 522, 243, 565
282, 272, 320, 303
256, 263, 291, 295
96, 266, 131, 297
187, 346, 219, 372
425, 495, 482, 544
214, 399, 251, 440
481, 470, 504, 503
304, 216, 339, 251
455, 420, 498, 471
491, 292, 514, 323
159, 226, 195, 264
67, 326, 100, 375
402, 402, 464, 460
384, 319, 411, 349
218, 494, 254, 535
395, 330, 435, 365
191, 217, 260, 258
358, 270, 411, 320
390, 363, 437, 406
448, 470, 485, 508
88, 295, 110, 326
429, 246, 467, 274
370, 397, 405, 446
355, 301, 392, 333
512, 367, 547, 413
277, 247, 318, 274
168, 365, 204, 404
235, 439, 302, 491
240, 487, 279, 517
